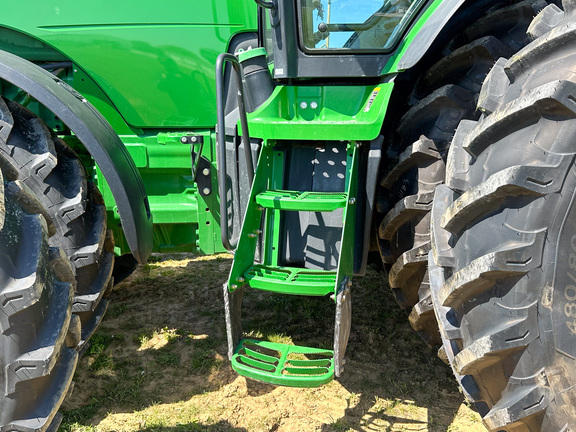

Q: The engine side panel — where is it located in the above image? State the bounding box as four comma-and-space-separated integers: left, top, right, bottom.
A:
0, 0, 257, 128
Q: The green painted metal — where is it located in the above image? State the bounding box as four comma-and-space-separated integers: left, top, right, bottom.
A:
0, 0, 450, 261
0, 1, 257, 129
268, 149, 285, 268
335, 142, 359, 295
226, 139, 358, 385
231, 340, 334, 387
246, 84, 393, 141
228, 144, 273, 290
2, 57, 231, 255
244, 265, 337, 296
228, 141, 359, 293
237, 47, 267, 62
68, 65, 135, 136
95, 130, 223, 255
255, 190, 347, 212
0, 1, 257, 256
222, 0, 457, 387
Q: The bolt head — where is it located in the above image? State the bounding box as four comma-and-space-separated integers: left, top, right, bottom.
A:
181, 136, 188, 143
191, 136, 198, 143
203, 187, 211, 195
202, 168, 210, 176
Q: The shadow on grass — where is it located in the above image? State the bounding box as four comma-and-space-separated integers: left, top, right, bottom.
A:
60, 255, 236, 430
239, 263, 468, 431
136, 422, 247, 432
321, 266, 467, 431
60, 255, 472, 432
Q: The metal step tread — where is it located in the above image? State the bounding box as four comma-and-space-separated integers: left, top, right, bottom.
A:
245, 264, 336, 295
255, 190, 347, 211
232, 339, 334, 387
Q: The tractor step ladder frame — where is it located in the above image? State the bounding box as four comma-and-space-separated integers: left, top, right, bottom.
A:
223, 139, 359, 387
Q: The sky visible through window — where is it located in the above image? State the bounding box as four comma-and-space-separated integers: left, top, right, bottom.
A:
312, 0, 383, 47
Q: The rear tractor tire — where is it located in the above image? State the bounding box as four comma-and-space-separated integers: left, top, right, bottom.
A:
377, 0, 550, 345
0, 161, 78, 431
0, 98, 114, 346
430, 1, 576, 430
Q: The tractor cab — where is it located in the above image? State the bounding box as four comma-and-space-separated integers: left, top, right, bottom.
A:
263, 0, 428, 79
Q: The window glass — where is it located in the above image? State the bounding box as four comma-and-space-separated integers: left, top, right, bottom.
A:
263, 10, 274, 64
300, 0, 426, 51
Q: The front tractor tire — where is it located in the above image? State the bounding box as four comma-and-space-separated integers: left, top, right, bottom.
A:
0, 98, 114, 346
0, 164, 78, 431
430, 1, 576, 430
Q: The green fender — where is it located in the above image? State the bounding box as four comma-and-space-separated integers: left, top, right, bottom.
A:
0, 49, 153, 264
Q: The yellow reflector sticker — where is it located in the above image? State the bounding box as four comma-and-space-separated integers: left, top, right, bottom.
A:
364, 87, 381, 112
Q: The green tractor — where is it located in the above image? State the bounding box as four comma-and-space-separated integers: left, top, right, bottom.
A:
0, 0, 575, 431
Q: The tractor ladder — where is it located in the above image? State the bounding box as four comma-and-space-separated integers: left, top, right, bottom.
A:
223, 140, 358, 387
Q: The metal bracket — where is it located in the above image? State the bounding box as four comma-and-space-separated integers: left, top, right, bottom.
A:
181, 134, 205, 183
195, 157, 213, 197
223, 283, 245, 360
334, 276, 352, 377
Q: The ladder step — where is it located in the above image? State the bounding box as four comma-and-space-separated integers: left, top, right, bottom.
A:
245, 265, 336, 295
256, 190, 347, 211
232, 339, 334, 387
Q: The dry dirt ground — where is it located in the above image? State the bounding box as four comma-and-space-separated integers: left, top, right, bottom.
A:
60, 253, 485, 432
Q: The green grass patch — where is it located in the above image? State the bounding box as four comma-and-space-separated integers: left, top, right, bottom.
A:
189, 337, 222, 373
60, 403, 101, 431
106, 303, 128, 318
155, 351, 181, 366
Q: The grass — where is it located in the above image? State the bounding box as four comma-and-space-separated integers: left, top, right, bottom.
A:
189, 336, 223, 373
60, 253, 484, 432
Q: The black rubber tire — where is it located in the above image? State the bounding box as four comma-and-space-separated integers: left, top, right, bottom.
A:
0, 98, 114, 346
377, 0, 549, 345
0, 163, 79, 431
430, 1, 576, 430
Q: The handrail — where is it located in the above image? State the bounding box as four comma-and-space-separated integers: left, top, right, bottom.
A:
254, 0, 275, 9
215, 52, 255, 251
